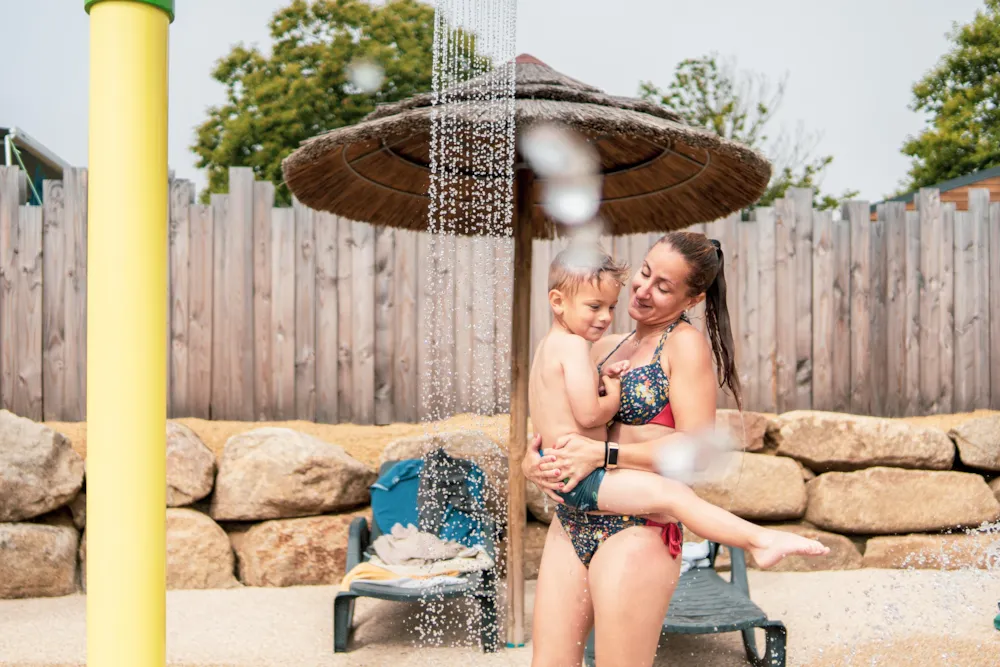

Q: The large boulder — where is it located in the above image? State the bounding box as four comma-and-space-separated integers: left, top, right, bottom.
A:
82, 510, 240, 591
716, 410, 772, 453
524, 521, 549, 580
68, 492, 86, 530
692, 452, 807, 521
380, 430, 508, 514
0, 410, 84, 521
166, 508, 239, 589
526, 481, 555, 524
990, 477, 1000, 503
210, 428, 375, 521
949, 415, 1000, 471
0, 523, 79, 599
770, 411, 954, 472
805, 468, 1000, 534
166, 422, 216, 507
863, 532, 1000, 570
233, 510, 369, 587
746, 523, 862, 572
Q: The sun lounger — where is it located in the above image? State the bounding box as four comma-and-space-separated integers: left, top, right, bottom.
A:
584, 542, 787, 666
333, 461, 501, 653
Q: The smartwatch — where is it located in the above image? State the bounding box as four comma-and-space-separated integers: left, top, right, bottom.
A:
605, 441, 619, 469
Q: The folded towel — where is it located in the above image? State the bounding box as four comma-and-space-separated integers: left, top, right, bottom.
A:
340, 561, 461, 591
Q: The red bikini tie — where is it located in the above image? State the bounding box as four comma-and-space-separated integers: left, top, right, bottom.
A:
646, 520, 682, 559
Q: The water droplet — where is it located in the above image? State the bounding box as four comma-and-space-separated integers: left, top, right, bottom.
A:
345, 58, 385, 93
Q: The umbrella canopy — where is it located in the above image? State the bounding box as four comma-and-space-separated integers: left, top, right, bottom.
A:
282, 54, 771, 236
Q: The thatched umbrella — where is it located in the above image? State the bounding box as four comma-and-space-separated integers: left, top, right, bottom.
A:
282, 53, 771, 647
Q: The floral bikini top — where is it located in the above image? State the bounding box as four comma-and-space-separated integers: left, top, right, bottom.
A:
597, 314, 689, 428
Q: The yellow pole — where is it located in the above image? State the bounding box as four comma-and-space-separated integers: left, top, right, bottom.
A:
85, 1, 172, 665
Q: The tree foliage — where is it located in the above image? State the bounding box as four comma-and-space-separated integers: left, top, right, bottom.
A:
640, 55, 857, 209
192, 0, 436, 205
900, 0, 1000, 192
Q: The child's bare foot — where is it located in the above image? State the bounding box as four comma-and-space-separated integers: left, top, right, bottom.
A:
749, 529, 830, 569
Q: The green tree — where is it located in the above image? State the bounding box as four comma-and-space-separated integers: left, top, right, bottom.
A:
192, 0, 436, 205
640, 55, 857, 209
899, 0, 1000, 192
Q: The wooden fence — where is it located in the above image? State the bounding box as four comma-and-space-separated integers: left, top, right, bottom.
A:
0, 165, 996, 424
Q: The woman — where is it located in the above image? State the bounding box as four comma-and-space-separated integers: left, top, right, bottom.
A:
523, 231, 740, 667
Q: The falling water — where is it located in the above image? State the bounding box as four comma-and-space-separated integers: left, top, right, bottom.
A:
413, 0, 517, 650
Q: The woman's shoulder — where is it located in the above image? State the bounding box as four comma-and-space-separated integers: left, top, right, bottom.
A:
661, 320, 712, 369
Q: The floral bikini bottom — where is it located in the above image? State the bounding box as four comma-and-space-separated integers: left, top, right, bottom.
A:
556, 505, 682, 567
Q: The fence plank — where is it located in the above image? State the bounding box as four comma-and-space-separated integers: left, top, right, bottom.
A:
903, 210, 921, 416
252, 180, 275, 420
870, 215, 887, 416
42, 180, 65, 421
351, 221, 375, 424
739, 218, 759, 412
755, 208, 777, 413
791, 188, 814, 410
14, 205, 42, 420
494, 237, 513, 413
169, 180, 192, 417
63, 168, 87, 421
373, 226, 394, 425
393, 229, 418, 422
884, 203, 906, 416
831, 217, 852, 413
845, 201, 871, 414
990, 203, 1000, 410
294, 200, 317, 421
953, 211, 976, 412
417, 233, 434, 420
713, 214, 738, 409
0, 167, 20, 412
530, 239, 550, 365
473, 236, 497, 414
271, 208, 296, 420
211, 169, 254, 420
336, 216, 354, 422
917, 189, 941, 414
811, 210, 834, 411
188, 204, 213, 419
436, 234, 457, 417
939, 204, 956, 414
774, 198, 796, 413
969, 188, 991, 408
314, 212, 339, 423
455, 235, 475, 413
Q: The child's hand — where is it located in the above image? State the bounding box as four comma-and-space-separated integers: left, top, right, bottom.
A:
602, 360, 630, 379
602, 374, 622, 397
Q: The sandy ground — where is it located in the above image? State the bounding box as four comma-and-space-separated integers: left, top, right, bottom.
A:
1, 568, 998, 666
44, 409, 1000, 465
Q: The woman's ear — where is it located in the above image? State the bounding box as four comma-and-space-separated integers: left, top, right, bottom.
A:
688, 292, 706, 310
549, 289, 566, 316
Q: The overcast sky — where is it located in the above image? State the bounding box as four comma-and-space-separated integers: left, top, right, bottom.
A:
0, 0, 986, 202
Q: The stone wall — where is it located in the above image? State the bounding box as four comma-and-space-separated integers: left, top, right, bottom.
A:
1, 409, 998, 600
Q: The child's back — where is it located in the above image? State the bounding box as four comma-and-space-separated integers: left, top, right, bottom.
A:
528, 329, 610, 454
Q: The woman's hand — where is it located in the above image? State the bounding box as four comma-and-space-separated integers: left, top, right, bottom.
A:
521, 434, 566, 504
542, 433, 607, 493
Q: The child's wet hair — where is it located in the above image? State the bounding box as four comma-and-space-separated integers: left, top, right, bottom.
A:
548, 242, 630, 296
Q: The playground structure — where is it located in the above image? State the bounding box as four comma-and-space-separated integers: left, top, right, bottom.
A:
83, 0, 173, 665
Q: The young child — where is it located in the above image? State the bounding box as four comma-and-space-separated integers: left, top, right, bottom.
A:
528, 244, 829, 569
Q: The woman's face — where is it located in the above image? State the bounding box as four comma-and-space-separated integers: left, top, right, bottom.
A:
628, 242, 701, 326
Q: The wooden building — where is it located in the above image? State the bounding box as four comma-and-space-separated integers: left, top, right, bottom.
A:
871, 165, 1000, 219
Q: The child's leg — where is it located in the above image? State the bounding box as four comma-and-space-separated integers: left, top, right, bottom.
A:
596, 468, 829, 568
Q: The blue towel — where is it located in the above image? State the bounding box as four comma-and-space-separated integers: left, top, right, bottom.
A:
369, 459, 422, 536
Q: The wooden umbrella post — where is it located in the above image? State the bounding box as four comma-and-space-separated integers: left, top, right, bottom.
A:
505, 167, 534, 648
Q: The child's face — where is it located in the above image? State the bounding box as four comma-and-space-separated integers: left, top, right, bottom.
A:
552, 277, 620, 342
